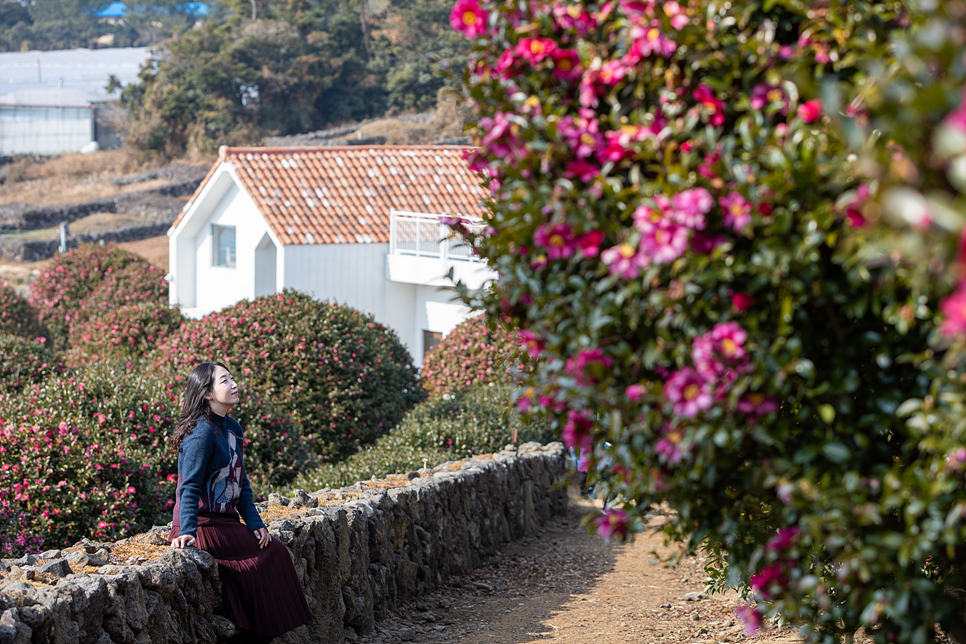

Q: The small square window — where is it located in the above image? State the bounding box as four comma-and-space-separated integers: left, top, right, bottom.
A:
212, 225, 236, 268
423, 330, 443, 358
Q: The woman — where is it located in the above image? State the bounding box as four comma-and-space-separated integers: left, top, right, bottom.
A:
169, 362, 312, 644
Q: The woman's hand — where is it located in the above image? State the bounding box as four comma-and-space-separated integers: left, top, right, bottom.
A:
253, 527, 271, 549
171, 534, 196, 549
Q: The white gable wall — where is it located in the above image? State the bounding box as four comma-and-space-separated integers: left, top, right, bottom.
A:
281, 243, 418, 355
169, 165, 281, 316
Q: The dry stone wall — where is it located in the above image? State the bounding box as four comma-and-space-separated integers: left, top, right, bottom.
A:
0, 442, 569, 644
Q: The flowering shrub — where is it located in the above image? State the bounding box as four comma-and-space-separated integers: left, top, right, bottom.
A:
0, 282, 48, 341
151, 290, 424, 461
420, 314, 520, 396
67, 303, 185, 368
29, 244, 161, 347
0, 334, 59, 392
0, 364, 177, 553
448, 0, 966, 641
287, 383, 554, 492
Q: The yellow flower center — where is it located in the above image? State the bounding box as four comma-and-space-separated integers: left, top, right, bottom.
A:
619, 243, 635, 259
721, 338, 736, 356
548, 233, 565, 247
462, 10, 477, 26
530, 41, 546, 55
683, 384, 700, 400
730, 202, 744, 215
647, 28, 660, 41
609, 513, 622, 525
580, 133, 596, 146
654, 229, 667, 244
668, 431, 682, 444
557, 58, 573, 71
524, 96, 540, 109
567, 5, 581, 18
748, 393, 764, 405
767, 88, 783, 102
535, 254, 547, 264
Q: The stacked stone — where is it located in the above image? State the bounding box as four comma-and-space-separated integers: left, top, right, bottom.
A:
0, 442, 569, 644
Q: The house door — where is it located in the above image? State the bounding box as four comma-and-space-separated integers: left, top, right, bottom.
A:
254, 233, 277, 297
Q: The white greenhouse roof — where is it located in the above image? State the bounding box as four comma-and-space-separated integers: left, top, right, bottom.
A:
0, 47, 150, 106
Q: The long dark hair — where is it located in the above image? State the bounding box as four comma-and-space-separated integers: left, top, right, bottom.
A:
170, 362, 230, 449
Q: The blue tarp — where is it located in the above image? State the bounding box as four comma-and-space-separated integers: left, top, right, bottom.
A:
94, 1, 210, 16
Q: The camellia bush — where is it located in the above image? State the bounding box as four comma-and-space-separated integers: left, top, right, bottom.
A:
0, 334, 60, 391
448, 0, 966, 641
0, 364, 178, 552
0, 282, 48, 341
420, 314, 520, 396
151, 290, 425, 461
30, 244, 167, 347
67, 302, 185, 369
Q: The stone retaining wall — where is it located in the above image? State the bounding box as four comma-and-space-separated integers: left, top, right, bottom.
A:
0, 442, 570, 644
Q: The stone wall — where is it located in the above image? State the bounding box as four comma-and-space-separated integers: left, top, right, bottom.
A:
0, 442, 570, 644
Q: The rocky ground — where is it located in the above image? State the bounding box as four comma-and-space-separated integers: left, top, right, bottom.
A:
357, 495, 805, 644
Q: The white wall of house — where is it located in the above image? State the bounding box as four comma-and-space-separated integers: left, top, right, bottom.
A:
169, 165, 281, 317
281, 243, 418, 356
412, 285, 477, 362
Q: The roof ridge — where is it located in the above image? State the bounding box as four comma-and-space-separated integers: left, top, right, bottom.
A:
221, 145, 473, 154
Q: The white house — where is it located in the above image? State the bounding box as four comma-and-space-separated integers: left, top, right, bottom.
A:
167, 145, 496, 364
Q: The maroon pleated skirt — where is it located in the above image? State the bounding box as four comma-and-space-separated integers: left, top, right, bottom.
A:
171, 516, 312, 637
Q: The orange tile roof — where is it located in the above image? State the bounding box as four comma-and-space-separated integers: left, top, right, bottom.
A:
171, 145, 487, 246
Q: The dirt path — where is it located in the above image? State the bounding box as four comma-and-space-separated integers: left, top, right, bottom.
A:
357, 494, 802, 644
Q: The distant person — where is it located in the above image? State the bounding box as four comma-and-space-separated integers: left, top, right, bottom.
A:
169, 362, 312, 644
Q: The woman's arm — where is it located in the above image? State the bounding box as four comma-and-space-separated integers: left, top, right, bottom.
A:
236, 466, 267, 532
177, 423, 214, 539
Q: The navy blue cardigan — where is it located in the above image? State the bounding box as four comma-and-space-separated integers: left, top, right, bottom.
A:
172, 412, 266, 537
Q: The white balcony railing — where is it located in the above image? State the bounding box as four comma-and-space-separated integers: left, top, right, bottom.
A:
389, 210, 484, 262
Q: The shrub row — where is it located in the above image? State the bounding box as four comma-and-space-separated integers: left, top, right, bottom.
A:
285, 383, 555, 493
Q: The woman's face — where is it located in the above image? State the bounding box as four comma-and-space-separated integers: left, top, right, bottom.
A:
206, 365, 239, 413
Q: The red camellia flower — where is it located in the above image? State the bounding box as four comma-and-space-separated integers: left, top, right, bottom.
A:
940, 286, 966, 337
450, 0, 489, 38
798, 98, 823, 123
731, 292, 754, 311
550, 49, 582, 81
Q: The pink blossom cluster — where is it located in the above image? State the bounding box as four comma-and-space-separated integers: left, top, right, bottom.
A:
663, 322, 777, 419
600, 188, 713, 280
594, 507, 629, 542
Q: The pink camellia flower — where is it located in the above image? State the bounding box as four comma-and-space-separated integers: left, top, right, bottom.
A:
625, 25, 676, 63
671, 187, 713, 229
534, 222, 578, 260
552, 2, 597, 35
736, 605, 764, 635
601, 242, 650, 279
564, 159, 600, 182
750, 83, 789, 113
517, 330, 544, 358
551, 49, 582, 82
639, 218, 689, 264
663, 0, 689, 29
566, 348, 614, 385
450, 0, 489, 38
598, 126, 646, 164
944, 88, 966, 133
562, 408, 594, 451
693, 84, 725, 126
750, 562, 787, 598
940, 286, 966, 337
479, 112, 520, 160
578, 71, 600, 108
711, 321, 747, 362
664, 367, 713, 417
655, 424, 685, 463
578, 230, 604, 257
516, 37, 557, 64
798, 99, 823, 123
558, 115, 604, 159
494, 49, 520, 78
737, 393, 778, 416
947, 447, 966, 472
626, 383, 646, 400
594, 508, 628, 542
720, 192, 753, 233
599, 59, 627, 85
766, 527, 802, 552
731, 292, 754, 311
